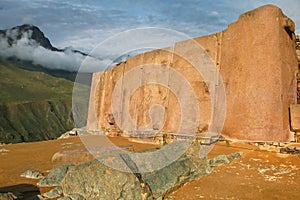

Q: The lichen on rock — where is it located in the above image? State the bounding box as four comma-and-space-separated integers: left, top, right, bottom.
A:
37, 143, 243, 200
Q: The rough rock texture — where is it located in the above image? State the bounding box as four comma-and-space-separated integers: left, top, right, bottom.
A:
214, 5, 297, 141
37, 145, 243, 200
208, 155, 230, 167
0, 192, 17, 200
296, 35, 300, 103
38, 187, 63, 199
61, 159, 147, 200
38, 165, 74, 187
280, 146, 300, 154
208, 152, 243, 167
58, 194, 85, 200
290, 104, 300, 131
87, 5, 298, 142
20, 169, 44, 179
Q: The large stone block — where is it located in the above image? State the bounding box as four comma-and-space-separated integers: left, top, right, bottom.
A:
204, 5, 298, 141
290, 104, 300, 131
87, 5, 298, 142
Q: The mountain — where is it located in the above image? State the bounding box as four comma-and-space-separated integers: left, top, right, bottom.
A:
0, 24, 94, 83
0, 59, 89, 143
0, 24, 98, 143
0, 24, 87, 55
0, 24, 55, 51
0, 25, 97, 143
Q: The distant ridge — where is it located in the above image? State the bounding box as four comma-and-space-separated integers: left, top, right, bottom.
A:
0, 24, 93, 83
0, 24, 87, 55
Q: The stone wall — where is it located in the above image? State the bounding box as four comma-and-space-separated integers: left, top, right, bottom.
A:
296, 35, 300, 103
87, 5, 298, 142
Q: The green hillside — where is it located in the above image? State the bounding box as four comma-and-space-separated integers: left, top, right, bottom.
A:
0, 59, 90, 143
0, 59, 75, 103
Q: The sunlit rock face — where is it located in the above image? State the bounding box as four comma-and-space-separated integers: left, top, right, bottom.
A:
87, 5, 298, 142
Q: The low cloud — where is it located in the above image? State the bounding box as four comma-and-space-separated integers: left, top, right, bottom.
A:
1, 0, 299, 73
0, 30, 112, 73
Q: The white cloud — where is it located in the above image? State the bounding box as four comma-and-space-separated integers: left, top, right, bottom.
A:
0, 30, 112, 72
0, 0, 299, 57
209, 11, 219, 17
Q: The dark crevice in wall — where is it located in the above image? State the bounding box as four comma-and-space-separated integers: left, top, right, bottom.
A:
284, 26, 294, 40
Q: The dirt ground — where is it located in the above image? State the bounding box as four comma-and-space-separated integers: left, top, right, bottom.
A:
170, 141, 300, 200
0, 136, 300, 199
0, 135, 158, 197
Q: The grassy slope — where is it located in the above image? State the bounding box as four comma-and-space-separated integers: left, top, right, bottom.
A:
0, 60, 90, 143
0, 59, 74, 103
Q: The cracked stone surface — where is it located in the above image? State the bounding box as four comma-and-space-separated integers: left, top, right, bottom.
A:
32, 144, 243, 200
38, 165, 74, 187
20, 169, 44, 180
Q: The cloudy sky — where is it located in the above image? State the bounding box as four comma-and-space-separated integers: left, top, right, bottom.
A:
0, 0, 299, 53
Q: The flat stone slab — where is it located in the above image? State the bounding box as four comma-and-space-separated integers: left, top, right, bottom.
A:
20, 169, 44, 179
290, 104, 300, 131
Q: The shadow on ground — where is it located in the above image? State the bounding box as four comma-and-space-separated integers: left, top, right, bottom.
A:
0, 184, 40, 199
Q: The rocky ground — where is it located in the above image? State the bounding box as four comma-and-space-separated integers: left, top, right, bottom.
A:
0, 135, 158, 199
170, 142, 300, 200
0, 136, 300, 199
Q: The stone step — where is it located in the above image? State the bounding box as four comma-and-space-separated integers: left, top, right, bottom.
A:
290, 104, 300, 132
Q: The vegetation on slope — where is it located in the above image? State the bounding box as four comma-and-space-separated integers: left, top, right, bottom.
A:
0, 59, 74, 103
0, 59, 90, 143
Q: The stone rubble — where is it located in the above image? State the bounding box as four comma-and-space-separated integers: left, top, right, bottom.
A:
37, 144, 243, 200
20, 169, 44, 179
249, 141, 300, 155
208, 155, 230, 167
280, 146, 300, 154
208, 152, 243, 167
38, 187, 63, 199
0, 192, 17, 200
0, 148, 9, 153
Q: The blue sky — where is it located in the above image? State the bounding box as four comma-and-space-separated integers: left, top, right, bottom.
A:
0, 0, 299, 53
